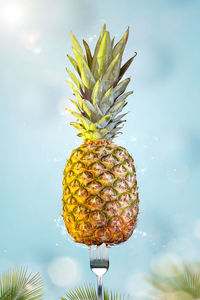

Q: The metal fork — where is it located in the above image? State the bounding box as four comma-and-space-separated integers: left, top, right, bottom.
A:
90, 244, 109, 300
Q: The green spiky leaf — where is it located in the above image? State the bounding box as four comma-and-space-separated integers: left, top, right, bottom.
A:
82, 100, 97, 120
114, 91, 133, 105
93, 103, 103, 120
114, 112, 129, 121
101, 52, 122, 93
72, 47, 96, 90
96, 31, 112, 77
111, 37, 115, 48
70, 32, 85, 57
112, 27, 129, 58
91, 80, 102, 105
83, 40, 93, 69
110, 99, 126, 114
69, 98, 82, 113
62, 284, 130, 300
97, 114, 112, 127
66, 109, 92, 130
107, 118, 126, 131
67, 54, 80, 76
118, 52, 137, 82
0, 267, 44, 300
113, 78, 130, 99
66, 69, 80, 90
100, 87, 114, 114
70, 122, 86, 134
91, 24, 107, 79
66, 80, 84, 109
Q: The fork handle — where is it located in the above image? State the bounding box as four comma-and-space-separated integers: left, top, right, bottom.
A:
97, 276, 103, 300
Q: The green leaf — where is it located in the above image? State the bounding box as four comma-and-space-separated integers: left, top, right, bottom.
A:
84, 100, 96, 114
83, 40, 93, 69
67, 81, 99, 121
97, 114, 112, 127
105, 131, 122, 140
66, 54, 80, 75
109, 99, 126, 115
111, 37, 115, 49
96, 31, 112, 78
89, 123, 99, 131
66, 80, 84, 109
114, 112, 129, 122
118, 52, 137, 82
66, 109, 92, 130
69, 98, 82, 113
113, 78, 130, 99
91, 24, 106, 79
70, 122, 86, 133
91, 80, 103, 105
66, 79, 79, 94
70, 32, 85, 57
72, 47, 95, 90
0, 267, 44, 300
114, 91, 133, 105
93, 103, 103, 120
111, 125, 124, 133
100, 87, 114, 114
100, 128, 110, 133
82, 99, 96, 119
112, 27, 129, 58
101, 53, 122, 94
66, 69, 80, 90
106, 118, 126, 131
62, 283, 130, 300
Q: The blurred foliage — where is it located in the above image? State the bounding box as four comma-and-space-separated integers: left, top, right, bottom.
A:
2, 261, 200, 300
0, 267, 44, 300
61, 284, 130, 300
146, 261, 200, 300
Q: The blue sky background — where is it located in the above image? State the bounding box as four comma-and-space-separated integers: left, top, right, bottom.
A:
0, 0, 200, 299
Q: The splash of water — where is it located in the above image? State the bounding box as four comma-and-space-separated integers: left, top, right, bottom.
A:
54, 217, 89, 249
133, 229, 148, 238
54, 216, 67, 235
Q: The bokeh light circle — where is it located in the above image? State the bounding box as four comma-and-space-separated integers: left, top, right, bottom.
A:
48, 256, 81, 287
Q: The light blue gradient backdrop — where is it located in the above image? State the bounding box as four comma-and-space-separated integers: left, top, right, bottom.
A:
0, 0, 200, 299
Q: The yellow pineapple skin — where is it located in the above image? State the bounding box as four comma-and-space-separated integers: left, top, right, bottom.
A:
62, 140, 139, 246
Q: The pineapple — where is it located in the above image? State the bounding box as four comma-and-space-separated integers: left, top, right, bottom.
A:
62, 24, 138, 246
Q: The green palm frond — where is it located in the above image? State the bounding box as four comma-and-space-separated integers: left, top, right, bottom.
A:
160, 291, 194, 300
61, 284, 130, 300
0, 267, 44, 300
146, 261, 200, 299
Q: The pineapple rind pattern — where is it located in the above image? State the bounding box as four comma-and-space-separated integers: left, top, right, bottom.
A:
62, 141, 139, 246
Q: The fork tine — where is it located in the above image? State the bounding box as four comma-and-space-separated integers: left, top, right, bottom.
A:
90, 244, 109, 262
100, 245, 103, 259
90, 246, 94, 260
104, 244, 109, 261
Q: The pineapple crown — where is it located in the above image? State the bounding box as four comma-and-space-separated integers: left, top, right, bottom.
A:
66, 24, 137, 141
